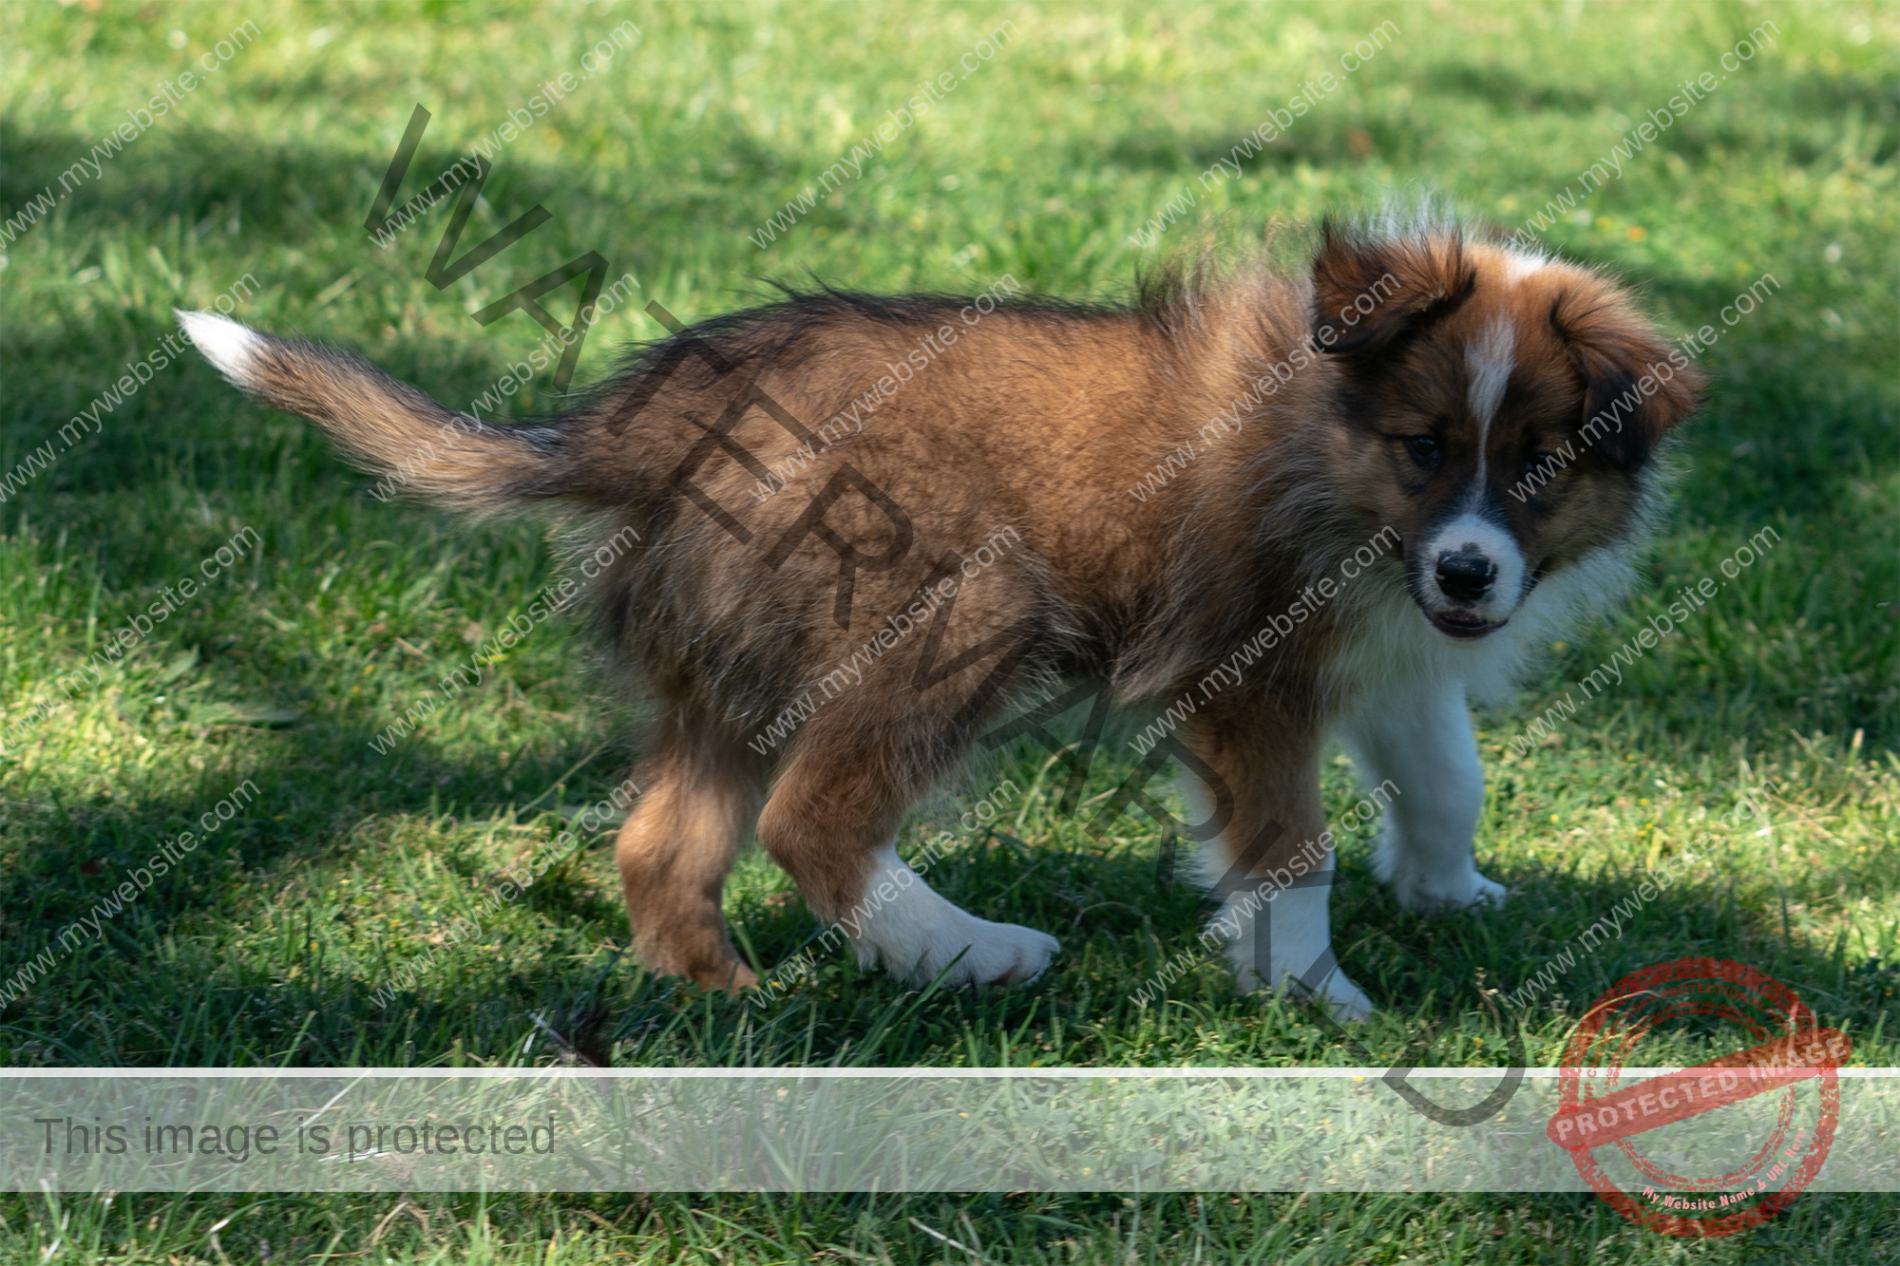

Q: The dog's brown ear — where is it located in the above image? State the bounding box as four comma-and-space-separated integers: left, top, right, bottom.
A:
1311, 222, 1474, 358
1549, 282, 1703, 469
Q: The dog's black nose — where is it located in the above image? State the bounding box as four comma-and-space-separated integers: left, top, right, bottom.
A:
1435, 550, 1497, 603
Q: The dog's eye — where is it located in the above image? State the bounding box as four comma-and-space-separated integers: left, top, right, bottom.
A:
1524, 452, 1559, 474
1403, 435, 1440, 464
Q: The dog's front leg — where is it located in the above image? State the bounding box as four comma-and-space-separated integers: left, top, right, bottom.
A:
1183, 705, 1374, 1021
1340, 675, 1506, 912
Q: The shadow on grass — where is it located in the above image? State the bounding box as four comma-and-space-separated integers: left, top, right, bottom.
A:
2, 696, 1890, 1069
0, 108, 807, 310
1420, 61, 1606, 116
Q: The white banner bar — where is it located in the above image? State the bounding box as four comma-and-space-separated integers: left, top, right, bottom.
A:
5, 1069, 1894, 1192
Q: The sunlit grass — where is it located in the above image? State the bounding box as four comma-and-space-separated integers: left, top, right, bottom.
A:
1, 0, 1895, 1260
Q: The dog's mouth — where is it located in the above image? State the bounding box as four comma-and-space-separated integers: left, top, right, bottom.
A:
1426, 609, 1508, 640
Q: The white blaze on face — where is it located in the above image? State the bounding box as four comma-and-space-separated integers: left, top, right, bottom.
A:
1502, 250, 1549, 285
1420, 316, 1528, 624
1464, 315, 1515, 486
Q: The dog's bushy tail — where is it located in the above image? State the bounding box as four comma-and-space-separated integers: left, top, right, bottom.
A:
177, 310, 578, 514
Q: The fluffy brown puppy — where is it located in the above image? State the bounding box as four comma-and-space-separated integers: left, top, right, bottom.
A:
180, 217, 1699, 1018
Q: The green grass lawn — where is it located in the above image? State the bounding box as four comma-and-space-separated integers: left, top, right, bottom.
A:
3, 1, 1897, 1260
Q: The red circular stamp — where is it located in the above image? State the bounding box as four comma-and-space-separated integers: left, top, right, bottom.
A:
1545, 957, 1847, 1238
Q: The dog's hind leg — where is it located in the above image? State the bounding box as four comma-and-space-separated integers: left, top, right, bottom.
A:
754, 709, 1058, 989
614, 706, 765, 992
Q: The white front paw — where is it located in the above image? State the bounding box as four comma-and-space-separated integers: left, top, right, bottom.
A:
1242, 959, 1375, 1023
1466, 872, 1508, 908
1374, 834, 1507, 912
1311, 969, 1376, 1023
1390, 863, 1507, 912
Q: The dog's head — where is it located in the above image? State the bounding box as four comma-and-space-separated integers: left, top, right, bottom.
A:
1312, 223, 1702, 640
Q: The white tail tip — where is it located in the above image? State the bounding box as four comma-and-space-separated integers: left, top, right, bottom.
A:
175, 309, 264, 386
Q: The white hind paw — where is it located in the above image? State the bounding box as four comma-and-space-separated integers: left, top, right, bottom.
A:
846, 846, 1058, 989
933, 918, 1061, 989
